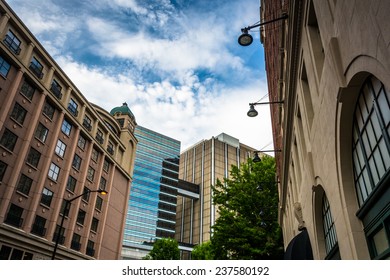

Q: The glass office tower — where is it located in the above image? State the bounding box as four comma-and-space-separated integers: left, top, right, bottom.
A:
121, 126, 181, 259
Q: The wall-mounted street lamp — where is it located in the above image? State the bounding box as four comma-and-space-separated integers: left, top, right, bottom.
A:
51, 189, 108, 260
238, 14, 288, 46
253, 150, 282, 162
247, 100, 284, 117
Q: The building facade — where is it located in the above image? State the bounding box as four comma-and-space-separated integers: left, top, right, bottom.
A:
0, 1, 137, 260
261, 0, 390, 259
175, 133, 256, 258
121, 125, 181, 259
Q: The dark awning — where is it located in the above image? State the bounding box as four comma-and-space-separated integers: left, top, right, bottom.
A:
284, 228, 314, 260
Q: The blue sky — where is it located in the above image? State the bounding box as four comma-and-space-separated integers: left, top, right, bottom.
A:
6, 0, 273, 151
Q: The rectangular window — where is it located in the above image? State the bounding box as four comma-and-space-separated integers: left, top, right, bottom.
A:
55, 139, 66, 157
99, 177, 107, 191
90, 217, 99, 232
66, 175, 77, 192
20, 79, 35, 101
95, 196, 103, 211
26, 147, 41, 168
83, 115, 92, 131
48, 162, 60, 181
10, 103, 27, 125
61, 119, 72, 136
60, 199, 70, 217
52, 224, 65, 245
76, 209, 86, 225
31, 215, 46, 237
68, 98, 78, 117
50, 79, 62, 99
82, 187, 90, 202
77, 134, 86, 150
87, 166, 95, 182
34, 123, 49, 143
107, 141, 114, 155
3, 30, 21, 54
42, 100, 55, 119
0, 160, 7, 181
71, 233, 81, 251
91, 148, 99, 162
4, 203, 23, 228
86, 240, 95, 257
96, 129, 104, 144
103, 158, 110, 173
0, 56, 11, 78
40, 187, 53, 207
0, 128, 18, 151
16, 174, 33, 195
29, 57, 43, 79
72, 154, 82, 170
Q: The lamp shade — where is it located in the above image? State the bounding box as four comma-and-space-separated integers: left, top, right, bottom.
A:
238, 33, 253, 46
247, 104, 258, 117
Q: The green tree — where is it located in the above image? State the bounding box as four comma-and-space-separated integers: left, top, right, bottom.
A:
143, 238, 180, 260
211, 156, 284, 260
191, 241, 214, 260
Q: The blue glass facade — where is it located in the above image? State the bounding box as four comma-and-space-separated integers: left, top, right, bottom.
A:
122, 126, 180, 259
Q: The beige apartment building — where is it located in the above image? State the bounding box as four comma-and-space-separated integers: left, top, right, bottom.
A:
175, 133, 257, 258
0, 1, 137, 259
260, 0, 390, 259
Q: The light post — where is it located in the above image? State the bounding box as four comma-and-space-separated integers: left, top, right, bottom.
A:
252, 150, 282, 162
51, 189, 108, 260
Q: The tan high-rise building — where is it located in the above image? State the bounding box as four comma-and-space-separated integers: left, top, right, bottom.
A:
0, 1, 137, 259
260, 0, 390, 259
175, 133, 257, 257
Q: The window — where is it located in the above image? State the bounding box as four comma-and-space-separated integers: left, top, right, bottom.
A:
16, 174, 33, 196
96, 129, 104, 144
87, 166, 95, 182
42, 100, 55, 119
86, 240, 95, 257
29, 57, 44, 79
0, 246, 33, 260
0, 160, 7, 181
40, 188, 53, 207
0, 56, 11, 77
68, 98, 78, 117
26, 147, 41, 168
55, 139, 66, 157
82, 187, 90, 202
83, 115, 92, 131
77, 134, 86, 150
99, 177, 107, 191
107, 141, 114, 155
352, 76, 390, 259
322, 195, 340, 259
90, 217, 99, 232
61, 119, 72, 136
72, 154, 82, 170
60, 199, 70, 217
31, 215, 46, 237
103, 158, 110, 173
10, 102, 27, 125
34, 123, 49, 143
0, 129, 18, 151
3, 30, 21, 54
20, 79, 35, 101
52, 225, 65, 245
76, 209, 86, 225
4, 204, 23, 228
50, 79, 62, 99
66, 175, 77, 192
91, 148, 99, 162
95, 196, 103, 211
71, 233, 81, 251
48, 162, 60, 181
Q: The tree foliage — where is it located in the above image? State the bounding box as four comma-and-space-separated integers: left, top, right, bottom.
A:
191, 241, 215, 260
210, 156, 284, 260
143, 238, 180, 260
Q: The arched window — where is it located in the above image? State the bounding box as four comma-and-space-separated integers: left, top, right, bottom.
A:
352, 75, 390, 259
322, 194, 340, 259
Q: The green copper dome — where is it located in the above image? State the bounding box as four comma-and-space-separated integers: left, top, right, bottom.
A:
110, 102, 135, 118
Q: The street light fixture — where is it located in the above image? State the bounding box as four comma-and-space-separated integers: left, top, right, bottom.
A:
51, 189, 108, 260
253, 150, 282, 162
247, 100, 284, 117
238, 14, 288, 46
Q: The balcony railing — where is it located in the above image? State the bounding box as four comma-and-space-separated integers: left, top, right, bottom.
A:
50, 84, 62, 100
3, 35, 21, 54
86, 247, 95, 257
29, 63, 44, 79
4, 214, 23, 228
52, 233, 65, 245
31, 225, 46, 237
71, 241, 81, 251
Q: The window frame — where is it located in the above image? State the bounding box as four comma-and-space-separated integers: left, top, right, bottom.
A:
48, 162, 60, 181
34, 123, 49, 143
0, 128, 18, 151
54, 139, 66, 157
10, 102, 27, 125
0, 55, 11, 78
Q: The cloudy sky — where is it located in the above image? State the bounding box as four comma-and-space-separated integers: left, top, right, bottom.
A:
6, 0, 273, 151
